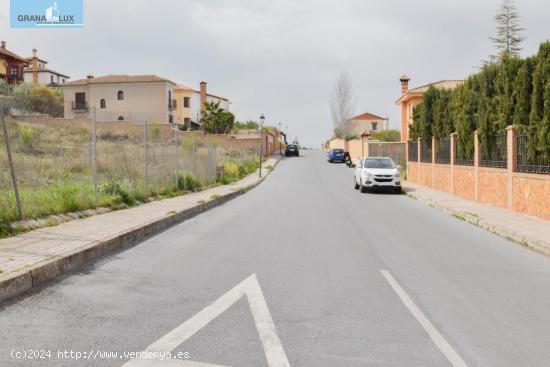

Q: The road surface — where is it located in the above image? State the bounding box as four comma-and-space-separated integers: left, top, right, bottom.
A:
1, 150, 550, 367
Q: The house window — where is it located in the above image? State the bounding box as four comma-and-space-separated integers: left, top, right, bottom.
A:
372, 122, 378, 131
184, 118, 191, 128
169, 115, 174, 124
10, 67, 18, 78
117, 91, 124, 100
100, 99, 106, 109
62, 79, 65, 83
184, 97, 190, 108
51, 75, 54, 83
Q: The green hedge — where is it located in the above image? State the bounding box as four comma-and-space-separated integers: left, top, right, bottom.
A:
410, 41, 550, 161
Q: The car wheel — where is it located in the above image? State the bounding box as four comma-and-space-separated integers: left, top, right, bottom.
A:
360, 184, 368, 193
354, 177, 359, 190
393, 187, 402, 194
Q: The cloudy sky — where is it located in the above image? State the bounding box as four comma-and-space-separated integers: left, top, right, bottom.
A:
0, 0, 548, 145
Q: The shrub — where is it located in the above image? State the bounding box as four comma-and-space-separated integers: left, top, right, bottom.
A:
370, 130, 401, 142
19, 125, 40, 152
99, 180, 133, 205
176, 171, 202, 192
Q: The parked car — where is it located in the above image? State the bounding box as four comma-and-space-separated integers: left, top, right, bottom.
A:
354, 157, 402, 193
285, 144, 300, 156
327, 148, 346, 163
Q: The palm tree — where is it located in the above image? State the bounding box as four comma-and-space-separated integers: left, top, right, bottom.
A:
201, 101, 235, 134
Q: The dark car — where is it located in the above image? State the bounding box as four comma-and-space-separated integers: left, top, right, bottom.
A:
327, 148, 346, 163
285, 144, 300, 156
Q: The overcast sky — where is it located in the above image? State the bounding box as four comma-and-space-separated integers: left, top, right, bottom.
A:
1, 0, 548, 146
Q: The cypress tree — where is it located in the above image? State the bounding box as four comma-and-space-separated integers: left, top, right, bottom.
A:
512, 57, 534, 127
496, 57, 522, 129
541, 79, 550, 160
456, 80, 476, 159
528, 43, 550, 160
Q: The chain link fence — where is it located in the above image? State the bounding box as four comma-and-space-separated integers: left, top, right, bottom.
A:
0, 89, 259, 235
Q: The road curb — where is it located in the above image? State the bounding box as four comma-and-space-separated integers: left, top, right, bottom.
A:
404, 190, 550, 258
0, 161, 277, 305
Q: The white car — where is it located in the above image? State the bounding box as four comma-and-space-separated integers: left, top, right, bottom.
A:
354, 157, 402, 193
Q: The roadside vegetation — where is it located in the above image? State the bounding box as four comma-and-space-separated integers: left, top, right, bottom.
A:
0, 115, 259, 238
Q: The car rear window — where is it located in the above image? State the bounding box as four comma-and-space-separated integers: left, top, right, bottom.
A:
333, 149, 344, 153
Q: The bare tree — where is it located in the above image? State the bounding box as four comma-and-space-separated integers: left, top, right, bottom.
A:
330, 70, 356, 140
490, 0, 525, 59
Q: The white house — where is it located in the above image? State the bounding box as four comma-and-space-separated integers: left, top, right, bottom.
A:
23, 48, 70, 87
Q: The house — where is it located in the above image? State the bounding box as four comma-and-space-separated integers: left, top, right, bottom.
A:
191, 81, 231, 123
174, 81, 232, 130
395, 75, 464, 142
173, 84, 197, 130
0, 41, 29, 85
61, 74, 176, 123
23, 48, 70, 87
349, 112, 387, 137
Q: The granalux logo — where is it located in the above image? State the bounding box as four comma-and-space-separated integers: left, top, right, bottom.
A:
10, 0, 83, 28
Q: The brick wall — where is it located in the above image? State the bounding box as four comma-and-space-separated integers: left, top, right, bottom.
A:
406, 127, 550, 220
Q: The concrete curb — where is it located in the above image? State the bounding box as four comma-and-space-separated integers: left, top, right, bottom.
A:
0, 159, 279, 305
404, 190, 550, 258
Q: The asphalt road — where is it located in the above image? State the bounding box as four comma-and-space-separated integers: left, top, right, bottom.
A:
1, 150, 550, 367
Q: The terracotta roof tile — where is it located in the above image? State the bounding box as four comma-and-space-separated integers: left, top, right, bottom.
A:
63, 74, 175, 86
408, 80, 464, 93
352, 112, 386, 121
0, 48, 29, 64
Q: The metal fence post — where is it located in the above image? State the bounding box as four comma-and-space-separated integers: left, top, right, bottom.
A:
174, 127, 179, 188
92, 106, 98, 208
144, 120, 148, 193
192, 139, 196, 175
0, 99, 23, 219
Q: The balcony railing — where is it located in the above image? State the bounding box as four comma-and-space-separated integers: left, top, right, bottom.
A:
169, 100, 177, 110
71, 101, 89, 111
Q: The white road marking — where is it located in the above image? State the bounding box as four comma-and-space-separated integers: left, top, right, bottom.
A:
122, 273, 290, 367
380, 270, 469, 367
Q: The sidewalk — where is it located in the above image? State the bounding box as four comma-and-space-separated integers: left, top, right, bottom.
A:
403, 181, 550, 257
0, 156, 280, 303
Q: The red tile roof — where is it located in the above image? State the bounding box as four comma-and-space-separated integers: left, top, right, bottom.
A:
64, 74, 176, 86
395, 80, 464, 104
352, 112, 386, 121
0, 48, 29, 64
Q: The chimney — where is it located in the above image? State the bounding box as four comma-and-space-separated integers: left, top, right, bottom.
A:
32, 48, 38, 85
1, 41, 5, 50
200, 81, 207, 113
400, 75, 410, 94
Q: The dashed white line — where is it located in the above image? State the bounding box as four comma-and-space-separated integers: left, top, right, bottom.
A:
381, 270, 468, 367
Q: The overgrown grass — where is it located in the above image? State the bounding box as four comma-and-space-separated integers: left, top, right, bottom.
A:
218, 159, 259, 184
0, 118, 261, 238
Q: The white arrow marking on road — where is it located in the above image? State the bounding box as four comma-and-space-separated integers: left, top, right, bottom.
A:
381, 270, 468, 367
123, 273, 290, 367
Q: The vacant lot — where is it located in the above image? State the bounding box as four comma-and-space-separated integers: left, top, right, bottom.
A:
0, 118, 258, 236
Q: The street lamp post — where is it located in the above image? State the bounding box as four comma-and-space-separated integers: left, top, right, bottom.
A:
259, 114, 265, 178
278, 122, 282, 155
